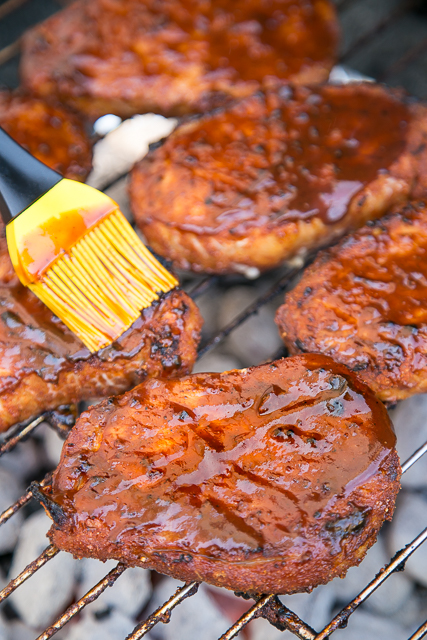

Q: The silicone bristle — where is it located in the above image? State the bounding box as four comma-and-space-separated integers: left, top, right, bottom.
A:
30, 210, 178, 352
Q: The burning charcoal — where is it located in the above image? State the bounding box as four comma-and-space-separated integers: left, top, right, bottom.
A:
0, 468, 24, 554
218, 286, 282, 366
88, 114, 177, 190
0, 439, 40, 481
332, 610, 406, 640
250, 618, 285, 640
150, 578, 225, 640
63, 610, 142, 640
77, 559, 151, 618
330, 535, 413, 615
389, 493, 427, 588
392, 588, 427, 631
8, 511, 77, 629
192, 285, 222, 341
7, 619, 39, 640
0, 614, 9, 639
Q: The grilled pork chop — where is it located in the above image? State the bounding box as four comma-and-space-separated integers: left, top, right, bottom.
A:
43, 355, 400, 594
20, 0, 339, 119
0, 223, 202, 432
130, 83, 427, 277
276, 201, 427, 404
0, 91, 92, 182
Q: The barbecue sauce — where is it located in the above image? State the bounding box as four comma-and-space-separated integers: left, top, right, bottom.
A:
18, 203, 115, 279
157, 84, 410, 233
275, 200, 427, 402
0, 90, 92, 182
327, 201, 427, 328
50, 355, 396, 562
24, 0, 338, 97
130, 0, 338, 83
315, 201, 427, 379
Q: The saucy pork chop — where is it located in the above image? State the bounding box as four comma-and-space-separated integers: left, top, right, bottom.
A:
0, 91, 92, 182
20, 0, 339, 120
130, 83, 427, 277
43, 355, 400, 595
0, 223, 202, 432
276, 201, 427, 403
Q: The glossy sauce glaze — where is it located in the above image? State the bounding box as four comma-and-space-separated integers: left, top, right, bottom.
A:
0, 245, 202, 433
327, 203, 427, 327
276, 200, 427, 402
47, 355, 400, 593
116, 0, 337, 83
19, 203, 115, 278
0, 90, 92, 181
140, 84, 410, 235
80, 0, 338, 83
21, 0, 338, 118
0, 280, 188, 394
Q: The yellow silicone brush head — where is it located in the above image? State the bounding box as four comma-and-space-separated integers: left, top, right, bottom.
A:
6, 180, 178, 352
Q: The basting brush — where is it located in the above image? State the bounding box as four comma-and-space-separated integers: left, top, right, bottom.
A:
0, 127, 178, 352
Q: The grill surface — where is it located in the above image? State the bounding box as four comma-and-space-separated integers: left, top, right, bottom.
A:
1, 1, 427, 638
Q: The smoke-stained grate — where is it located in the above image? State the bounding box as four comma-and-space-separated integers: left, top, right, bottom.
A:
1, 1, 427, 638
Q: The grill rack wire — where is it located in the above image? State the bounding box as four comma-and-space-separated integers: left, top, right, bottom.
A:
1, 0, 427, 637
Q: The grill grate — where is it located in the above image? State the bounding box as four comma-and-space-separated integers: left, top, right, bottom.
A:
1, 0, 427, 638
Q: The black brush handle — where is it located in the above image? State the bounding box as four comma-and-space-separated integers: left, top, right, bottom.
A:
0, 127, 62, 224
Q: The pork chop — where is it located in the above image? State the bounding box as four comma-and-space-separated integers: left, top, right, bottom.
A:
130, 83, 427, 276
42, 355, 400, 594
20, 0, 339, 119
276, 200, 427, 403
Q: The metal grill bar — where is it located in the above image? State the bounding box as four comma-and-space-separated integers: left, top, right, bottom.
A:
401, 440, 427, 473
409, 620, 427, 640
0, 0, 29, 21
0, 544, 59, 603
0, 407, 75, 460
197, 263, 304, 359
0, 0, 65, 68
125, 582, 199, 640
188, 276, 218, 300
260, 596, 316, 640
36, 563, 127, 640
0, 414, 46, 457
0, 39, 20, 66
219, 595, 318, 640
339, 0, 421, 63
218, 595, 276, 640
378, 37, 427, 82
259, 597, 318, 639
